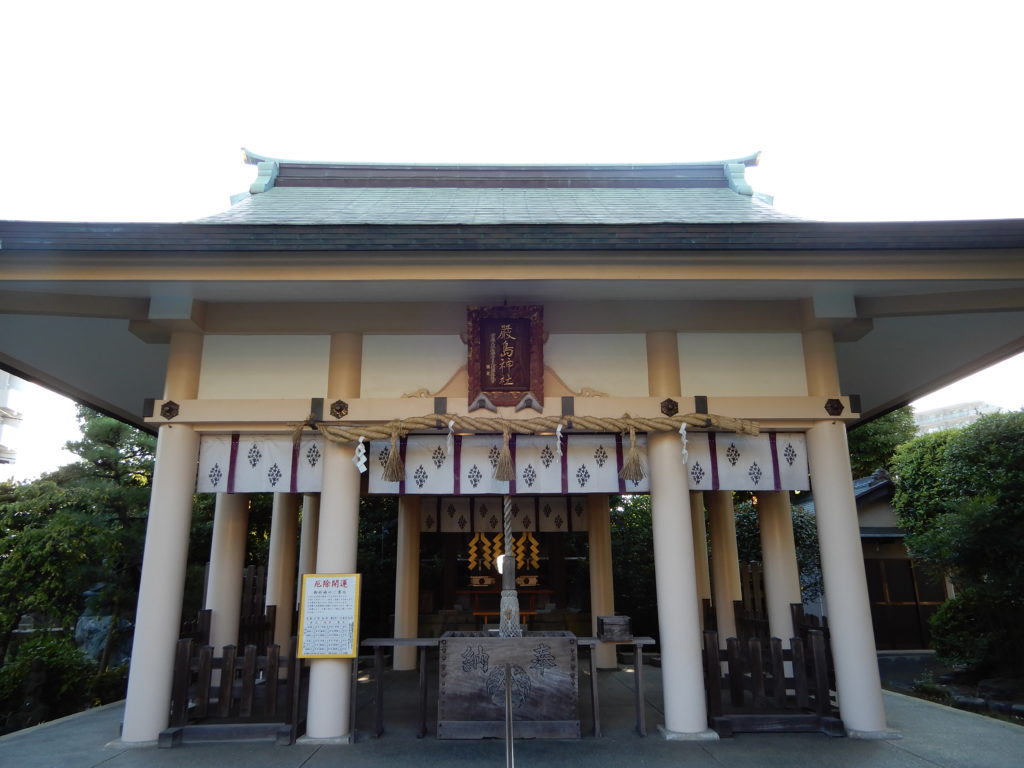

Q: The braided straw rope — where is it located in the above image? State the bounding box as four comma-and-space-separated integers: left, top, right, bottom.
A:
314, 410, 758, 445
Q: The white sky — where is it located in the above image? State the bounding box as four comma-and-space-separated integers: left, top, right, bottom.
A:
1, 2, 1022, 481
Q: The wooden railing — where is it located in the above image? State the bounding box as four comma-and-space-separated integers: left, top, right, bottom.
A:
180, 603, 277, 652
702, 629, 843, 737
161, 636, 306, 747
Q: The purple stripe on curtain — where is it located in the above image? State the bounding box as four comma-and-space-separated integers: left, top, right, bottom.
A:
560, 438, 569, 494
398, 436, 408, 495
289, 439, 301, 493
614, 433, 626, 493
454, 434, 463, 496
708, 432, 720, 491
227, 433, 239, 493
768, 432, 782, 491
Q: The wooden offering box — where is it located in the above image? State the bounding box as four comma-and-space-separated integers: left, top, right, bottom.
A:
597, 616, 632, 642
438, 631, 579, 739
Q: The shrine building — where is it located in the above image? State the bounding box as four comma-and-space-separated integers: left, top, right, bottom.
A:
1, 151, 1022, 744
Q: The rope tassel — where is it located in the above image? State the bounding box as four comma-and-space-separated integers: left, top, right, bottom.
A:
618, 425, 647, 482
494, 425, 515, 482
381, 428, 404, 483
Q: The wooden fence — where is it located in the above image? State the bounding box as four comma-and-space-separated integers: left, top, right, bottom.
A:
179, 608, 211, 645
180, 564, 278, 649
160, 636, 306, 747
702, 629, 843, 737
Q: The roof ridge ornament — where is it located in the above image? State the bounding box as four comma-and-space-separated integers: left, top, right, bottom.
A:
722, 150, 761, 197
249, 159, 279, 195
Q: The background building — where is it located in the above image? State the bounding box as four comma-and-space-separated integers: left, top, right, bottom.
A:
0, 371, 25, 465
913, 401, 1003, 434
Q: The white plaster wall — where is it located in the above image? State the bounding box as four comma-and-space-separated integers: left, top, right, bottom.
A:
198, 335, 330, 398
678, 333, 807, 396
859, 499, 899, 528
545, 334, 648, 396
361, 335, 465, 398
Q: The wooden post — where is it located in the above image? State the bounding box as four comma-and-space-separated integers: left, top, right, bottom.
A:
239, 645, 257, 717
265, 644, 280, 716
217, 645, 237, 718
703, 631, 722, 718
169, 639, 192, 727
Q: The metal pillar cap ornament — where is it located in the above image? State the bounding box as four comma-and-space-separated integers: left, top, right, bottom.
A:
824, 398, 845, 416
160, 400, 180, 420
469, 393, 498, 413
329, 400, 349, 419
514, 392, 543, 413
660, 398, 680, 417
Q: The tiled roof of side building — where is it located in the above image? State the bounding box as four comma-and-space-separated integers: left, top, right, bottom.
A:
194, 149, 808, 226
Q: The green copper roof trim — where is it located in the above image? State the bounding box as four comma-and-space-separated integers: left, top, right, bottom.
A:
725, 162, 753, 196
240, 147, 762, 171
248, 160, 279, 195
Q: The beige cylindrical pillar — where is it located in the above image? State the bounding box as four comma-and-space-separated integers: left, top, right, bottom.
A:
122, 332, 202, 743
808, 420, 888, 733
802, 328, 888, 735
587, 495, 617, 669
645, 331, 713, 738
758, 491, 802, 644
708, 491, 742, 644
305, 332, 363, 741
205, 493, 250, 649
296, 494, 320, 606
690, 492, 711, 631
393, 496, 421, 670
266, 493, 300, 648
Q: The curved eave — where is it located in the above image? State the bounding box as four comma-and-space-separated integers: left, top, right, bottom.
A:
241, 148, 762, 171
3, 219, 1024, 252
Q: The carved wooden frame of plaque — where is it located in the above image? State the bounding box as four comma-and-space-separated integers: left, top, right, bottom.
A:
467, 305, 544, 408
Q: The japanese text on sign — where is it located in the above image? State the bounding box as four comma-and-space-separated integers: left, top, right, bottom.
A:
298, 573, 361, 658
482, 318, 530, 390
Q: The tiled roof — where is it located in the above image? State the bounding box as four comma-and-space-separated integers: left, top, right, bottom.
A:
194, 150, 807, 226
8, 219, 1024, 252
196, 186, 802, 225
796, 470, 894, 515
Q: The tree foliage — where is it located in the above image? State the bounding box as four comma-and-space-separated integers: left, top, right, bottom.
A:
0, 633, 97, 735
891, 411, 1024, 676
610, 495, 660, 640
0, 479, 104, 659
846, 406, 918, 478
890, 429, 959, 538
356, 496, 398, 639
0, 407, 159, 731
0, 408, 158, 659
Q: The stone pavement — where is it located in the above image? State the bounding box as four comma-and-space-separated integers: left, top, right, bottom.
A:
3, 663, 1023, 768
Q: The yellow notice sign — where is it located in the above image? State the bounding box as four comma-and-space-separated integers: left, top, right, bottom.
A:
297, 573, 361, 658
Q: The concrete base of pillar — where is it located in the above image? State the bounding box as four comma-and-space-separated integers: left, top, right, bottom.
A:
112, 739, 157, 749
658, 725, 720, 741
846, 728, 903, 740
297, 734, 353, 745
